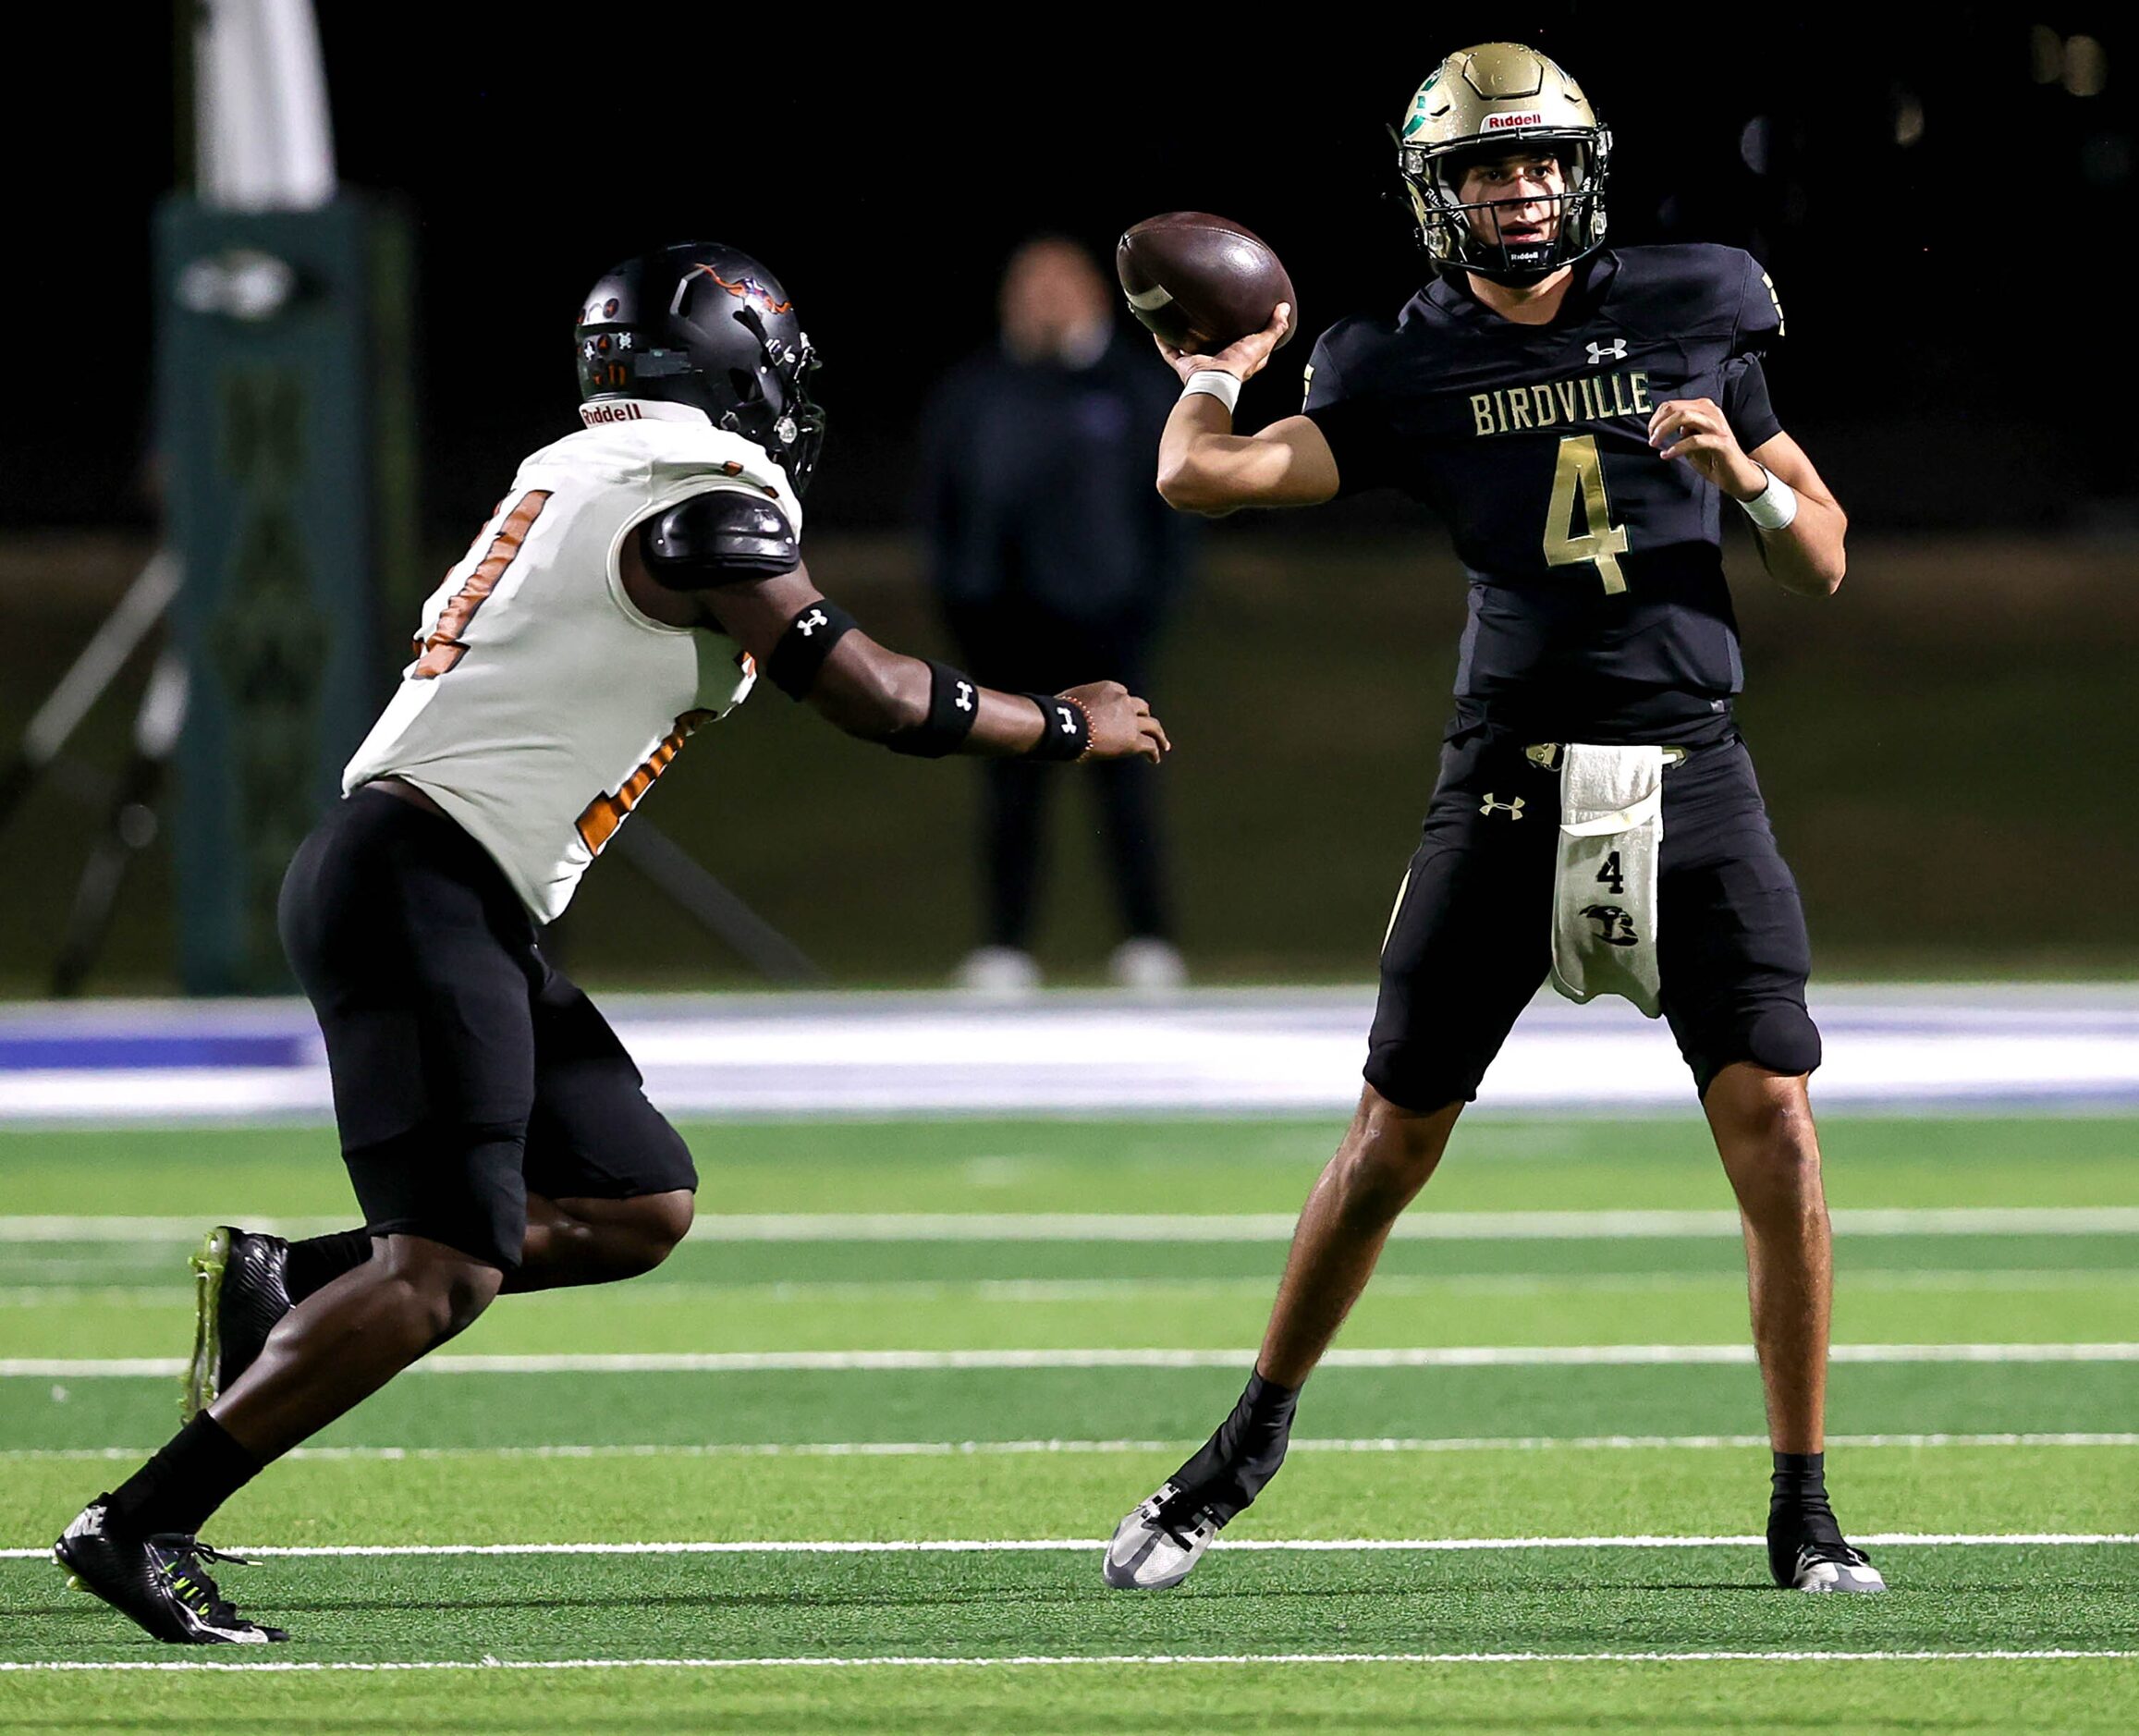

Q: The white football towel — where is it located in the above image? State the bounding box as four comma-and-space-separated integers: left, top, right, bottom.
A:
1549, 744, 1665, 1018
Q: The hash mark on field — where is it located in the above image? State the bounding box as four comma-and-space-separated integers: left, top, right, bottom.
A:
6, 1432, 2135, 1464
5, 1207, 2136, 1242
8, 1343, 2136, 1377
5, 1533, 2132, 1561
6, 1649, 2138, 1674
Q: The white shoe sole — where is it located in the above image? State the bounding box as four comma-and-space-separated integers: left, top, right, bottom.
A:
1792, 1556, 1888, 1593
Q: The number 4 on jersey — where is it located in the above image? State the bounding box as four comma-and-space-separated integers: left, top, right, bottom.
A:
1596, 850, 1625, 894
1545, 434, 1629, 595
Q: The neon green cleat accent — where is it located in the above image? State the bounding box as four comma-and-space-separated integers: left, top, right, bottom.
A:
181, 1227, 234, 1424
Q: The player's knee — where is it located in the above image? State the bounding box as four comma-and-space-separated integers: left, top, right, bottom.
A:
1732, 1124, 1823, 1204
579, 1189, 696, 1279
431, 1266, 502, 1342
1332, 1093, 1454, 1222
1708, 1065, 1825, 1221
628, 1190, 695, 1273
379, 1241, 504, 1346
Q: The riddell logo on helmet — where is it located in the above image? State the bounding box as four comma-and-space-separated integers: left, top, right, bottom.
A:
1483, 112, 1546, 130
580, 402, 643, 424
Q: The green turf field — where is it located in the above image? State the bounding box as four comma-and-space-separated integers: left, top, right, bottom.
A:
3, 1116, 2134, 1731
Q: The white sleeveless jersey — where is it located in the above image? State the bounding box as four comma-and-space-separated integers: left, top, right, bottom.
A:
342, 401, 798, 922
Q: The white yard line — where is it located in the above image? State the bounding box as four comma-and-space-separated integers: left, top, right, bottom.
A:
8, 1431, 2134, 1464
9, 1342, 2136, 1378
6, 1649, 2136, 1674
6, 1268, 2133, 1309
5, 1532, 2133, 1562
5, 1206, 2136, 1242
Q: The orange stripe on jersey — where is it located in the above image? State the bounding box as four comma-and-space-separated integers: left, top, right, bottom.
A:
574, 708, 717, 855
413, 490, 554, 679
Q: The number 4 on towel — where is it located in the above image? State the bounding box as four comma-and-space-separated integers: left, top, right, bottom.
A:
1595, 851, 1626, 895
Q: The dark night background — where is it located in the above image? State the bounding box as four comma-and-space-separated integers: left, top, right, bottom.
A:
5, 6, 2135, 992
26, 7, 2136, 540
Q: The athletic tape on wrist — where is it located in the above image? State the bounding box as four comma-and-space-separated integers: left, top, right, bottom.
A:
1023, 692, 1092, 762
1739, 466, 1801, 531
767, 599, 859, 700
1180, 370, 1243, 414
885, 661, 983, 758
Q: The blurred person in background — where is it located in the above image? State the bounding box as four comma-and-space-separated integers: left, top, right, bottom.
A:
919, 237, 1195, 995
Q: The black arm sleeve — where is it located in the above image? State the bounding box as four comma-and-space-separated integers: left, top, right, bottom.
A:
1720, 354, 1782, 452
638, 492, 800, 590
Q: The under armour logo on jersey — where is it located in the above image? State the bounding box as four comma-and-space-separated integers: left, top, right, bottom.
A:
1055, 705, 1077, 733
1585, 339, 1628, 365
1479, 794, 1524, 819
795, 608, 829, 637
1581, 903, 1640, 947
956, 681, 975, 712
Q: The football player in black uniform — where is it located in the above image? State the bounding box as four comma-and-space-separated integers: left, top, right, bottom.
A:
1105, 43, 1883, 1595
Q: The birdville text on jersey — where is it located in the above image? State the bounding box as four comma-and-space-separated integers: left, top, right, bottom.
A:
1472, 369, 1655, 438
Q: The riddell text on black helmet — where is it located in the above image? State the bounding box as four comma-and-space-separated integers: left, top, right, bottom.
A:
574, 243, 826, 494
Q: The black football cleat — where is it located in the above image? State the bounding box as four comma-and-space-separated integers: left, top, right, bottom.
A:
55, 1499, 289, 1644
182, 1227, 292, 1422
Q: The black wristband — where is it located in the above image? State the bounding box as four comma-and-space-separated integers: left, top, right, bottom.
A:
767, 599, 859, 700
884, 661, 983, 758
1022, 691, 1091, 762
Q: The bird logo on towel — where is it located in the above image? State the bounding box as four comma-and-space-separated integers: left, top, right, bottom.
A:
1580, 904, 1640, 947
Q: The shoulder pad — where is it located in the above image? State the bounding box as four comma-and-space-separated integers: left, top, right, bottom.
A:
640, 492, 799, 589
1601, 245, 1754, 343
1304, 313, 1408, 410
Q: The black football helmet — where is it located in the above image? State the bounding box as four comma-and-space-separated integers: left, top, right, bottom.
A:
576, 243, 825, 494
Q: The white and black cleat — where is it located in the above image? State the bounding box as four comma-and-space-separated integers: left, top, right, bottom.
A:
1103, 1482, 1222, 1590
1788, 1541, 1887, 1593
55, 1499, 289, 1644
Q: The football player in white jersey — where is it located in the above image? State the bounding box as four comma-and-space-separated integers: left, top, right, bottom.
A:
54, 243, 1170, 1644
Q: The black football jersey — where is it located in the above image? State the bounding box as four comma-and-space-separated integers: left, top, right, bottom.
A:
1303, 244, 1786, 745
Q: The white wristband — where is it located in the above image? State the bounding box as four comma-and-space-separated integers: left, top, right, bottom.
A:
1738, 466, 1800, 531
1180, 370, 1242, 414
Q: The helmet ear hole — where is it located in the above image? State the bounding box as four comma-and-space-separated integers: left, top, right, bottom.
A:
728, 367, 764, 407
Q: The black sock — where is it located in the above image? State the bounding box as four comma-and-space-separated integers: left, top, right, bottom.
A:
1770, 1449, 1828, 1510
284, 1229, 373, 1304
105, 1414, 263, 1538
1165, 1369, 1302, 1525
1767, 1449, 1847, 1582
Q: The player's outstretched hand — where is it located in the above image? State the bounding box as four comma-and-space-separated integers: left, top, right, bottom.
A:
1065, 682, 1171, 764
1156, 304, 1293, 387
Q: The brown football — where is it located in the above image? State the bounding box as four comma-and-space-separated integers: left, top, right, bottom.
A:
1116, 213, 1297, 356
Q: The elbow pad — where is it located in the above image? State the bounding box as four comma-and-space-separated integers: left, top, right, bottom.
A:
639, 493, 799, 590
768, 599, 860, 699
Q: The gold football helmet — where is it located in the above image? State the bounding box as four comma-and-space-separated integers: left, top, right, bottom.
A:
1397, 43, 1612, 285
